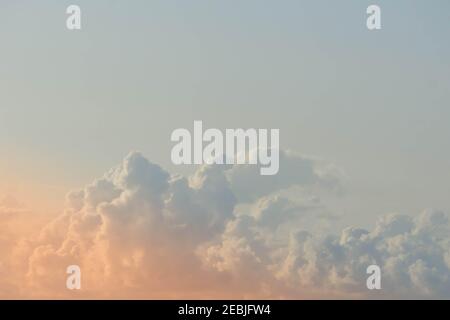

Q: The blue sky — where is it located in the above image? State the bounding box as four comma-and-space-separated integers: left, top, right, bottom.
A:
1, 0, 450, 227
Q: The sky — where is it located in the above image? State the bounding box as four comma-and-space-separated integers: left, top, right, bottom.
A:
1, 1, 450, 299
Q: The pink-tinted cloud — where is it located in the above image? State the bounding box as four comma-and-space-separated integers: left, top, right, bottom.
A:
1, 152, 450, 299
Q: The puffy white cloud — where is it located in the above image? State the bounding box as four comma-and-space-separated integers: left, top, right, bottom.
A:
2, 151, 450, 299
276, 210, 450, 298
227, 150, 344, 203
23, 152, 238, 298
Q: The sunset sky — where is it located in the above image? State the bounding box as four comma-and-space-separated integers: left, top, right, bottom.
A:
1, 0, 450, 299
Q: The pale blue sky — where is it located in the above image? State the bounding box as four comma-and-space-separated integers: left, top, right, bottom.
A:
1, 0, 450, 226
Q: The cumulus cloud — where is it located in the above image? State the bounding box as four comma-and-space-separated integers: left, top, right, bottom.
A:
7, 151, 338, 298
23, 153, 238, 298
275, 210, 450, 298
1, 151, 450, 299
227, 149, 344, 202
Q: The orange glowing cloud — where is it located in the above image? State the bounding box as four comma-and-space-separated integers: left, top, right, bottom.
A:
1, 152, 450, 299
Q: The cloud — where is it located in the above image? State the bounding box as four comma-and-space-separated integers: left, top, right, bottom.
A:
227, 149, 344, 202
0, 195, 33, 298
23, 152, 238, 298
17, 151, 339, 298
1, 151, 450, 299
276, 210, 450, 298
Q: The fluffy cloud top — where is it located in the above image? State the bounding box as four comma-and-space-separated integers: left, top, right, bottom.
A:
277, 210, 450, 298
1, 151, 449, 299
